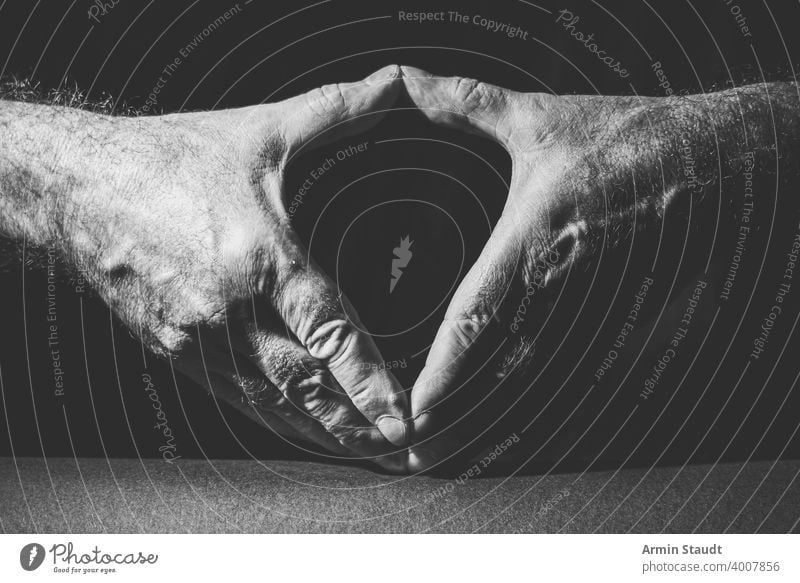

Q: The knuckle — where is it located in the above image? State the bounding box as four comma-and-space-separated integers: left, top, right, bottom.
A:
448, 314, 492, 350
454, 77, 500, 117
527, 221, 584, 284
298, 384, 340, 421
306, 83, 346, 117
151, 325, 192, 357
327, 423, 368, 451
304, 318, 355, 364
278, 364, 326, 400
285, 377, 366, 447
138, 296, 206, 355
201, 302, 229, 327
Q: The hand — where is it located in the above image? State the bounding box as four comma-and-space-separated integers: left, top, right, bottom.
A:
401, 67, 778, 470
3, 66, 412, 470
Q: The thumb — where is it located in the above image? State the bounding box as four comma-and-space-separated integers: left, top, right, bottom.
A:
280, 64, 402, 156
408, 216, 527, 470
401, 66, 521, 147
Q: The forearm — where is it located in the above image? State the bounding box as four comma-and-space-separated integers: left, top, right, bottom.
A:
647, 82, 800, 291
692, 82, 799, 177
601, 82, 800, 230
0, 100, 115, 246
691, 83, 799, 243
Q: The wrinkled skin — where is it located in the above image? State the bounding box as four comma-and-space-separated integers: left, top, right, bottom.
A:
4, 64, 796, 474
0, 66, 412, 471
401, 67, 797, 471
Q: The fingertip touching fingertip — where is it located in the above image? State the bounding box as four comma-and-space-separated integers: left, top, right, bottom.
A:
399, 65, 432, 81
365, 64, 402, 86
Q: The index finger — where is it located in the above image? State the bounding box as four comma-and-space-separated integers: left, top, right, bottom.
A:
270, 241, 411, 447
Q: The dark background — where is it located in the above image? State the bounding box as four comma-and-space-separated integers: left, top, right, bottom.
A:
0, 0, 798, 473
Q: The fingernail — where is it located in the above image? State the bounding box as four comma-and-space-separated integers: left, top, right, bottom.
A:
376, 415, 408, 446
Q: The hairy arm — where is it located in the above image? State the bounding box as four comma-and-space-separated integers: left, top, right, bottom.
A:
614, 82, 799, 210
0, 100, 99, 245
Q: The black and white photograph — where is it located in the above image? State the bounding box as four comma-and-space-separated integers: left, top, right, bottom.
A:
0, 0, 798, 579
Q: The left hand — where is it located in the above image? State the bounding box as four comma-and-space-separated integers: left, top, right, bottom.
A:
401, 66, 752, 471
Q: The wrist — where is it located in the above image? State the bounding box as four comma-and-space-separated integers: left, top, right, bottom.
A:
0, 102, 205, 258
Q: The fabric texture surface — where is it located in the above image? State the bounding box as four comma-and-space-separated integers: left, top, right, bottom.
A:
1, 458, 798, 533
